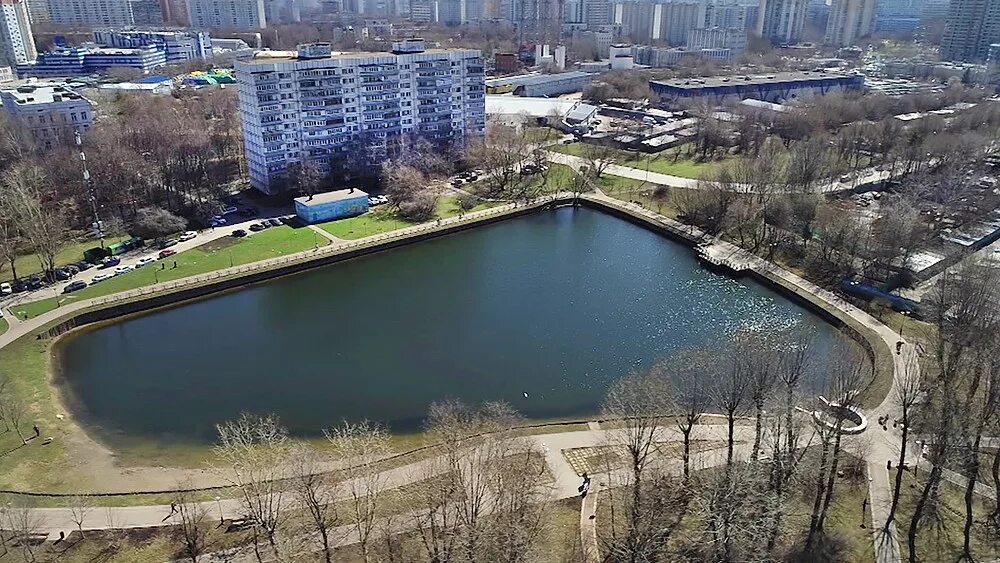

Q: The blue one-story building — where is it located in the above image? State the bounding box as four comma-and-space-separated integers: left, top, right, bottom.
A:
294, 189, 369, 224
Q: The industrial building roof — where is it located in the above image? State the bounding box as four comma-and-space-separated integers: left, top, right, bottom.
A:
485, 71, 591, 88
295, 189, 369, 206
651, 71, 859, 90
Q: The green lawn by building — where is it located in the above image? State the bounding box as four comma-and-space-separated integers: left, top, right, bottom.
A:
12, 226, 326, 319
550, 143, 733, 179
319, 195, 503, 240
0, 316, 7, 335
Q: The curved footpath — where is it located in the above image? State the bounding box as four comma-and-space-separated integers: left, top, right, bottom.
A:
0, 192, 929, 562
547, 151, 899, 194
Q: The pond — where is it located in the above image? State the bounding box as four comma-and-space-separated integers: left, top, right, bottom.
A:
56, 206, 852, 445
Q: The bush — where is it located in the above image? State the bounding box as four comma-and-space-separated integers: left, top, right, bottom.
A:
398, 192, 438, 222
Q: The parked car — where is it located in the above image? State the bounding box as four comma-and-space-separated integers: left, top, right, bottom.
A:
158, 239, 179, 249
231, 229, 247, 238
221, 206, 239, 215
249, 223, 265, 232
11, 279, 26, 293
64, 264, 80, 275
63, 280, 87, 293
0, 282, 11, 295
91, 273, 114, 284
100, 257, 121, 268
114, 265, 134, 275
53, 268, 73, 281
27, 275, 46, 290
267, 218, 283, 227
280, 215, 295, 225
159, 249, 177, 259
74, 261, 94, 271
179, 231, 198, 242
135, 257, 157, 268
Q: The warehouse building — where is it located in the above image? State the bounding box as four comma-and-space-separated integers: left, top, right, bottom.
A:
295, 189, 369, 224
649, 71, 864, 104
485, 71, 591, 97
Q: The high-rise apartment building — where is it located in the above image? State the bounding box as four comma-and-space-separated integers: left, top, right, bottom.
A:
584, 0, 611, 27
940, 0, 1000, 61
187, 0, 266, 28
757, 0, 807, 44
824, 0, 874, 46
23, 0, 47, 22
235, 40, 486, 194
47, 0, 137, 26
613, 0, 706, 44
0, 0, 35, 68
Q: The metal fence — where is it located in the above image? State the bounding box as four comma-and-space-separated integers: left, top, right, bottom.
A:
88, 196, 568, 309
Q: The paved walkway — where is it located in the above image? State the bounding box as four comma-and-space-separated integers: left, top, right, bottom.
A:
0, 190, 957, 563
307, 224, 343, 243
547, 151, 899, 194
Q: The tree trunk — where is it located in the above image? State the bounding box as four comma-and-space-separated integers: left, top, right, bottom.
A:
817, 431, 844, 532
907, 463, 942, 563
681, 426, 692, 480
806, 434, 831, 549
752, 403, 763, 461
991, 448, 1000, 526
884, 415, 909, 533
960, 434, 983, 562
726, 413, 736, 466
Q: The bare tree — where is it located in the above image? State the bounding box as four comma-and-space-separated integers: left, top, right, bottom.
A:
4, 500, 41, 563
174, 487, 210, 563
601, 364, 672, 563
68, 494, 94, 540
326, 420, 391, 563
711, 344, 752, 466
2, 163, 70, 279
883, 353, 920, 535
672, 349, 711, 480
806, 343, 874, 548
214, 413, 292, 563
290, 444, 339, 563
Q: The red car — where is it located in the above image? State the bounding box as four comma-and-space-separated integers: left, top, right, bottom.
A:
159, 249, 177, 259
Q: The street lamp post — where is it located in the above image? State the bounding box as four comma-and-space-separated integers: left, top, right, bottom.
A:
75, 131, 105, 248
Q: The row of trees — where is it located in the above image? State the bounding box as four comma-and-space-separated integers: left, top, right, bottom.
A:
205, 402, 552, 563
599, 328, 874, 562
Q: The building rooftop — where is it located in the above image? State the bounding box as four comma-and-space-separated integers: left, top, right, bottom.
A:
295, 189, 369, 206
0, 84, 86, 105
243, 47, 478, 65
651, 70, 859, 89
485, 71, 591, 88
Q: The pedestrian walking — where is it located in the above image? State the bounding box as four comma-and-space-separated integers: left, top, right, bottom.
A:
32, 425, 39, 438
162, 502, 179, 522
172, 261, 177, 269
861, 496, 869, 528
887, 459, 892, 471
896, 340, 903, 354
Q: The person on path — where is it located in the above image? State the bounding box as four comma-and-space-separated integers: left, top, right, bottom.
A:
162, 503, 178, 522
32, 425, 39, 438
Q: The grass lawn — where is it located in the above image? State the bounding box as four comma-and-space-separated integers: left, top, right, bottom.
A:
11, 226, 326, 319
0, 316, 7, 335
524, 125, 559, 144
2, 235, 130, 282
550, 143, 734, 179
319, 194, 507, 241
0, 524, 253, 563
0, 324, 76, 492
897, 470, 999, 562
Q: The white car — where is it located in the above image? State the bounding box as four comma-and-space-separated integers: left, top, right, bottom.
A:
114, 265, 134, 275
135, 257, 157, 268
179, 231, 198, 242
91, 273, 114, 283
0, 282, 11, 295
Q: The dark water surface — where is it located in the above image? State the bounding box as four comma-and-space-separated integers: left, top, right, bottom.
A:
56, 207, 850, 444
